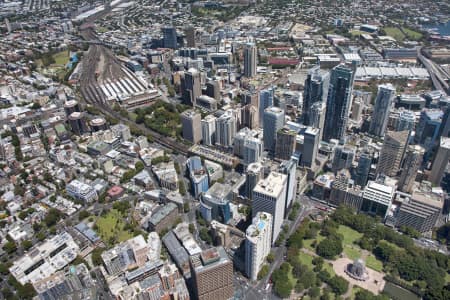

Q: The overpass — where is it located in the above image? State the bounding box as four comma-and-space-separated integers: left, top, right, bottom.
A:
418, 49, 450, 95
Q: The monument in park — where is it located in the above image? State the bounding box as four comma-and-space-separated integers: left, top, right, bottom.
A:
345, 258, 369, 281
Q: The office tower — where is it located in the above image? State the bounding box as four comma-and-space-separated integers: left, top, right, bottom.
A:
360, 180, 395, 218
310, 101, 326, 140
64, 100, 80, 116
439, 106, 450, 138
163, 26, 178, 49
263, 107, 285, 154
206, 80, 220, 100
396, 187, 444, 233
414, 109, 443, 153
245, 212, 273, 281
245, 162, 263, 199
201, 115, 216, 146
376, 130, 409, 177
159, 263, 180, 290
351, 96, 363, 123
5, 18, 11, 33
429, 137, 450, 185
323, 65, 354, 142
182, 68, 202, 106
242, 90, 259, 107
190, 247, 233, 300
279, 159, 297, 215
332, 145, 355, 173
187, 156, 209, 199
301, 127, 319, 168
398, 145, 424, 193
330, 171, 351, 207
355, 150, 372, 187
243, 137, 263, 165
234, 128, 253, 157
396, 109, 415, 132
68, 112, 88, 136
181, 110, 202, 144
369, 84, 396, 137
252, 172, 287, 243
200, 182, 232, 224
216, 111, 236, 148
241, 104, 259, 129
259, 87, 275, 126
184, 26, 195, 47
303, 66, 329, 125
244, 43, 257, 78
275, 127, 296, 161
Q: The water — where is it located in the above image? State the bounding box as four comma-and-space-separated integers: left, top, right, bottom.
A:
383, 282, 421, 300
423, 20, 450, 36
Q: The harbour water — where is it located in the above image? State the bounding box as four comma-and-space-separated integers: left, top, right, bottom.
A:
423, 20, 450, 36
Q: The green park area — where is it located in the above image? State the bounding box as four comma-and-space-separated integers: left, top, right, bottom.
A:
383, 26, 423, 41
94, 208, 134, 246
35, 50, 72, 81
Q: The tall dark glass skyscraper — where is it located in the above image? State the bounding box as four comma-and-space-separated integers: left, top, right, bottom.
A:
162, 26, 177, 49
302, 66, 328, 126
323, 65, 354, 142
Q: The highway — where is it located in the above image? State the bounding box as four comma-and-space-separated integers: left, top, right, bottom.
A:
418, 49, 450, 95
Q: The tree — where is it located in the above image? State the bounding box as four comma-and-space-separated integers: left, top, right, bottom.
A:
44, 208, 62, 227
21, 240, 33, 251
178, 180, 186, 196
188, 223, 195, 234
272, 263, 294, 298
267, 252, 275, 263
183, 202, 190, 213
309, 286, 320, 298
91, 248, 105, 266
0, 262, 10, 275
199, 227, 212, 244
3, 241, 16, 254
257, 264, 269, 280
316, 236, 343, 259
328, 276, 348, 295
78, 210, 90, 221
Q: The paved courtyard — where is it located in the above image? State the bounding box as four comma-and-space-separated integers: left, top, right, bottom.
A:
332, 258, 386, 295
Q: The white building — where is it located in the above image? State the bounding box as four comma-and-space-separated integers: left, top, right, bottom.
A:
243, 136, 263, 165
252, 172, 287, 243
245, 212, 273, 281
360, 180, 395, 219
9, 232, 80, 285
66, 179, 98, 203
216, 110, 237, 148
201, 115, 216, 146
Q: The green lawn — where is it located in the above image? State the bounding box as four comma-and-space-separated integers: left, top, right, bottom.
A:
304, 234, 324, 251
350, 286, 362, 299
344, 245, 361, 260
95, 209, 133, 245
52, 51, 70, 66
402, 27, 423, 40
337, 225, 363, 246
366, 254, 383, 272
298, 251, 335, 276
384, 26, 405, 41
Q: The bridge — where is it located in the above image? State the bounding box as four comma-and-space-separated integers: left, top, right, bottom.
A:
418, 49, 450, 95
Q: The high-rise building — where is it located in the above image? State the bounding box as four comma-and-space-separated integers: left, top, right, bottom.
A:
310, 101, 326, 141
429, 137, 450, 185
350, 96, 363, 123
182, 68, 202, 106
184, 26, 195, 48
263, 107, 285, 154
396, 109, 416, 132
68, 112, 88, 136
201, 115, 216, 146
414, 109, 443, 154
187, 156, 209, 199
439, 106, 450, 138
279, 159, 297, 215
243, 137, 263, 165
252, 172, 287, 243
242, 90, 259, 107
190, 247, 233, 300
200, 183, 232, 224
360, 180, 395, 218
355, 150, 372, 187
323, 65, 354, 142
275, 127, 296, 161
398, 145, 424, 193
245, 162, 264, 199
163, 26, 178, 49
244, 43, 257, 78
300, 127, 320, 168
303, 66, 329, 126
332, 145, 355, 173
369, 84, 396, 137
245, 212, 272, 281
64, 100, 80, 116
181, 110, 202, 144
241, 104, 259, 129
206, 80, 220, 100
396, 186, 444, 233
216, 111, 237, 148
376, 130, 409, 177
259, 87, 275, 126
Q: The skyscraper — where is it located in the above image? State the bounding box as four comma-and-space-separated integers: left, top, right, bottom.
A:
162, 26, 178, 49
303, 66, 329, 126
245, 212, 272, 281
369, 84, 396, 137
245, 162, 264, 199
184, 25, 195, 48
414, 109, 443, 155
182, 68, 202, 106
244, 43, 257, 78
275, 127, 296, 161
323, 65, 354, 142
300, 127, 320, 168
259, 87, 275, 127
355, 150, 372, 187
252, 172, 287, 243
279, 159, 297, 215
190, 247, 234, 300
201, 115, 216, 146
376, 130, 409, 177
206, 80, 220, 100
241, 104, 259, 129
263, 107, 285, 154
216, 110, 237, 148
398, 145, 424, 193
181, 110, 202, 144
429, 137, 450, 185
243, 137, 263, 165
309, 101, 326, 141
332, 145, 355, 173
